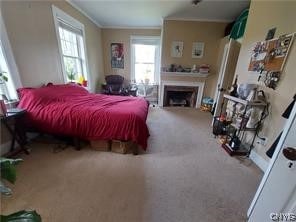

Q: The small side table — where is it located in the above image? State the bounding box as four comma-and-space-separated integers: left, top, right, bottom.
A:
1, 109, 30, 156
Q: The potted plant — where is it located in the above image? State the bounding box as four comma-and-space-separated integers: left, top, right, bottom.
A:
0, 157, 23, 195
0, 157, 41, 221
67, 69, 77, 83
0, 71, 8, 83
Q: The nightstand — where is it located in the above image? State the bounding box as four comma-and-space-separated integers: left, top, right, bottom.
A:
1, 109, 30, 157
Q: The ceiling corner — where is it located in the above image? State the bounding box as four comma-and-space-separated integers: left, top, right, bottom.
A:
65, 0, 103, 28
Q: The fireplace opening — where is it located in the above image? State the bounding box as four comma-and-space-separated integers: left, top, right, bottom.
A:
164, 86, 198, 107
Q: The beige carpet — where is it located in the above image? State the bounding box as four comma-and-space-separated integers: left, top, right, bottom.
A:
1, 107, 262, 222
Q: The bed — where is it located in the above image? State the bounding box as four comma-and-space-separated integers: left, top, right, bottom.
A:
17, 84, 150, 150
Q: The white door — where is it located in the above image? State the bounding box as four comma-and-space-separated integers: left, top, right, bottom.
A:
248, 103, 296, 222
212, 39, 241, 118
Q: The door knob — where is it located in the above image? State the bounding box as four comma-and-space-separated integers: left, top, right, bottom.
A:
282, 147, 296, 161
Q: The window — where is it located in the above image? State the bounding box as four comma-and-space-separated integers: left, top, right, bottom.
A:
131, 36, 160, 84
0, 41, 17, 100
0, 16, 21, 101
52, 6, 89, 85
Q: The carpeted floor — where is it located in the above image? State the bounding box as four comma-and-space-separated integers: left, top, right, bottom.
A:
1, 107, 263, 222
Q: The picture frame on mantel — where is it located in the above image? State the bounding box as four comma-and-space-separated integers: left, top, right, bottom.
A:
192, 42, 204, 58
171, 41, 183, 58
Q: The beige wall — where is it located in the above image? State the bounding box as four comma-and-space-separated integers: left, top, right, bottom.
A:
0, 0, 104, 148
161, 20, 228, 98
101, 28, 161, 82
234, 0, 296, 160
1, 0, 104, 92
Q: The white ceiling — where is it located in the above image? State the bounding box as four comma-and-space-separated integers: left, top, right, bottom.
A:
69, 0, 250, 28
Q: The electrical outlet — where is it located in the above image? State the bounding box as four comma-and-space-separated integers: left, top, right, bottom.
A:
256, 137, 268, 146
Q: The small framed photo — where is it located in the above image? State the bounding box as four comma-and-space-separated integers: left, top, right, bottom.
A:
265, 27, 276, 40
192, 42, 204, 58
171, 41, 183, 58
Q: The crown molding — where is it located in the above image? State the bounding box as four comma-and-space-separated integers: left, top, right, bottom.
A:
164, 17, 232, 23
102, 26, 162, 30
65, 0, 102, 28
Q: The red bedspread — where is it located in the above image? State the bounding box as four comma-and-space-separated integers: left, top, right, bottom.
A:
18, 84, 150, 149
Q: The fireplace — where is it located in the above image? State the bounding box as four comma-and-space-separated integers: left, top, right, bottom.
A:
160, 80, 205, 108
164, 86, 198, 107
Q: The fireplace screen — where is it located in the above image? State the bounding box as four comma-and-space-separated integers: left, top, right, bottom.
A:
163, 86, 198, 107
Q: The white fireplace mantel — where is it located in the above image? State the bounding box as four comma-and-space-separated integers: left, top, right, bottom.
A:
159, 80, 205, 108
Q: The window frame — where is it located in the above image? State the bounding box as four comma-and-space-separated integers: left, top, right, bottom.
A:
59, 28, 85, 79
130, 36, 161, 84
52, 5, 90, 89
0, 14, 22, 100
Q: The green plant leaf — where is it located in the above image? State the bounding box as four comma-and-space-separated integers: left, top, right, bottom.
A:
2, 75, 8, 81
0, 72, 8, 82
0, 158, 23, 184
0, 210, 42, 222
67, 71, 76, 81
0, 158, 23, 165
1, 162, 16, 184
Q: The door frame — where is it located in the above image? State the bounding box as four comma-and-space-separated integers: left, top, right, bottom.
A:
212, 41, 230, 118
248, 103, 296, 218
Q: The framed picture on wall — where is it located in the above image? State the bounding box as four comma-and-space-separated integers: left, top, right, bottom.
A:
111, 43, 124, 69
192, 42, 204, 58
171, 41, 183, 58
